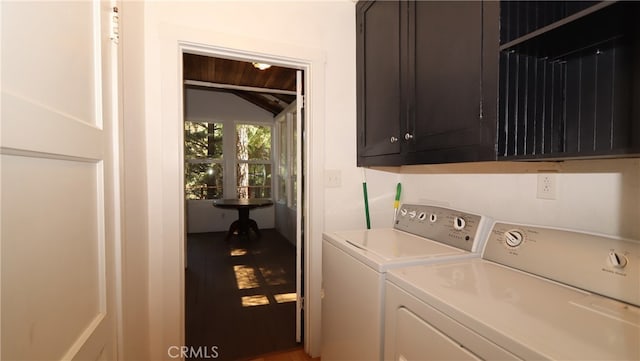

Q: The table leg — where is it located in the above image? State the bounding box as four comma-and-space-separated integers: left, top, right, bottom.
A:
224, 206, 263, 241
225, 220, 239, 241
248, 219, 261, 239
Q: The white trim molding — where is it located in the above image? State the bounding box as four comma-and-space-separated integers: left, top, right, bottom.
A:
149, 23, 326, 359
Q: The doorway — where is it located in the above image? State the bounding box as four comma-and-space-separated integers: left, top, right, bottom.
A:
181, 53, 305, 360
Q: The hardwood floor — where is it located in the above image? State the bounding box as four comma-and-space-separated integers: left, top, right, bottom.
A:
246, 347, 320, 361
185, 229, 300, 361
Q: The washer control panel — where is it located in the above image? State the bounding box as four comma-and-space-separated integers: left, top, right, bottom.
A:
484, 222, 640, 307
394, 204, 489, 252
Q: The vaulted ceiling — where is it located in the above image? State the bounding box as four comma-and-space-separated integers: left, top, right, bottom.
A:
183, 53, 298, 115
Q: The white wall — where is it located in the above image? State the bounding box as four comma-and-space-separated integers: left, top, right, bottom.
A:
185, 87, 272, 122
358, 159, 640, 241
275, 203, 296, 246
120, 2, 150, 360
184, 88, 275, 233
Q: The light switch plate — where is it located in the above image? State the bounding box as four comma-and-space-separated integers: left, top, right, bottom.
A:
325, 169, 341, 188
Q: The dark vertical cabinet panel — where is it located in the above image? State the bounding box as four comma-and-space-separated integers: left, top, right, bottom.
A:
408, 1, 483, 152
356, 1, 402, 160
498, 1, 640, 160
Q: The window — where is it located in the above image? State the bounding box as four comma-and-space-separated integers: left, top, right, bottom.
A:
276, 102, 298, 208
290, 111, 297, 206
185, 121, 273, 201
236, 124, 272, 199
276, 116, 288, 204
184, 121, 223, 200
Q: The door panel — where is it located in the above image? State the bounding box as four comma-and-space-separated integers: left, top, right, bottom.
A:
1, 1, 100, 127
295, 70, 303, 343
2, 156, 105, 360
1, 1, 119, 360
410, 1, 483, 152
356, 1, 403, 159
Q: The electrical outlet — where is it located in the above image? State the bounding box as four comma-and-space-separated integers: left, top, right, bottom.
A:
537, 173, 557, 200
325, 170, 341, 188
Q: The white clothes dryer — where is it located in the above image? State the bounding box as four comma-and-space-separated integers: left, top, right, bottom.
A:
321, 204, 493, 361
384, 222, 640, 361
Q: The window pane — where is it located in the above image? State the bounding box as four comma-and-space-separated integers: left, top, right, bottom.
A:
277, 119, 288, 203
185, 121, 223, 159
291, 112, 297, 206
236, 163, 271, 199
185, 162, 223, 200
236, 124, 271, 161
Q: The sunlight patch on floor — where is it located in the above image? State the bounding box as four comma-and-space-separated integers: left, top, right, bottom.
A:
242, 295, 270, 307
234, 265, 260, 289
273, 293, 297, 304
230, 248, 247, 256
259, 266, 288, 286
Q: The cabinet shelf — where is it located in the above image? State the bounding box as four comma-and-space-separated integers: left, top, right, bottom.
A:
498, 0, 640, 159
500, 1, 611, 51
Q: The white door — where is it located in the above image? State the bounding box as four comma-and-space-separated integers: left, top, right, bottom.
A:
1, 1, 120, 360
295, 70, 303, 343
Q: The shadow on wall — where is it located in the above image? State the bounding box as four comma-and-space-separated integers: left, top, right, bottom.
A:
560, 158, 640, 239
371, 157, 640, 240
619, 161, 640, 239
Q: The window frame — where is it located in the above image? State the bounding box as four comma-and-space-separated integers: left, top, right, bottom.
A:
274, 101, 297, 209
184, 120, 224, 200
233, 121, 274, 200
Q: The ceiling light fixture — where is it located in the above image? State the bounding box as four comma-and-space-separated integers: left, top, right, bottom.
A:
252, 62, 272, 70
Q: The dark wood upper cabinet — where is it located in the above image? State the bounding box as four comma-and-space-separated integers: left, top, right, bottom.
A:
498, 1, 640, 160
357, 1, 499, 166
356, 1, 403, 161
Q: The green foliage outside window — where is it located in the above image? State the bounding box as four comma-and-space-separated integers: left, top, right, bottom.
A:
184, 121, 223, 200
236, 124, 272, 199
184, 122, 272, 200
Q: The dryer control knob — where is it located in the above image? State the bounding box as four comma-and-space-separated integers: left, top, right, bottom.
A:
400, 208, 408, 217
408, 210, 417, 219
429, 214, 437, 223
453, 217, 466, 230
418, 212, 427, 221
505, 230, 524, 247
608, 252, 628, 269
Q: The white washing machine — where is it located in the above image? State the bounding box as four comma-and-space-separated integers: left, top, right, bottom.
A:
321, 204, 493, 361
384, 221, 640, 360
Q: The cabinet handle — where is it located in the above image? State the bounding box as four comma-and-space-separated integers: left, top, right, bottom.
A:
390, 136, 399, 143
404, 133, 414, 141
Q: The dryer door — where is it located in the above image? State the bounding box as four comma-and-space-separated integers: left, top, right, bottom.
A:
395, 308, 480, 361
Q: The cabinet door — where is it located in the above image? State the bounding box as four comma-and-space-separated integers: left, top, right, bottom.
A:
356, 0, 404, 162
407, 1, 486, 159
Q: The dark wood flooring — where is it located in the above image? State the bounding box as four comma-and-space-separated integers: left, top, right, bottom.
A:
185, 229, 299, 361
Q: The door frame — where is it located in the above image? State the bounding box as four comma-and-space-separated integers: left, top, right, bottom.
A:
151, 26, 326, 359
181, 50, 305, 340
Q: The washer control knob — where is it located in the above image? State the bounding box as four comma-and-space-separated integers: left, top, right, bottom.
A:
453, 217, 466, 230
418, 212, 427, 221
400, 208, 408, 217
429, 214, 437, 223
505, 230, 524, 247
408, 210, 417, 219
608, 252, 628, 269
